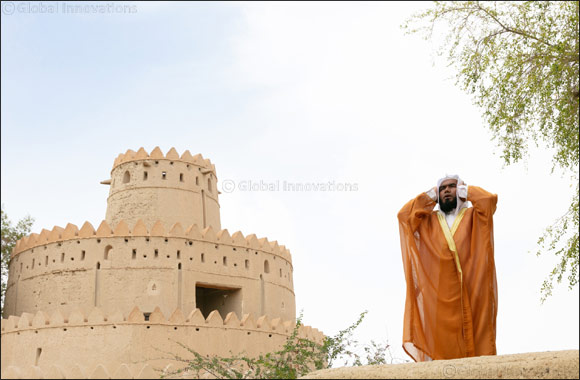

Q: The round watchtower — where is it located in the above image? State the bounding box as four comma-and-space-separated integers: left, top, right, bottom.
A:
104, 147, 221, 231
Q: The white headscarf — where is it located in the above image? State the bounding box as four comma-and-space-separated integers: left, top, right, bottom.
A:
436, 174, 468, 228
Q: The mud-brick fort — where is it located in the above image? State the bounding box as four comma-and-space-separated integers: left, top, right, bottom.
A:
1, 147, 323, 379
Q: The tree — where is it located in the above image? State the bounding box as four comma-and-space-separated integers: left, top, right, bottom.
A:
1, 205, 34, 316
403, 1, 579, 301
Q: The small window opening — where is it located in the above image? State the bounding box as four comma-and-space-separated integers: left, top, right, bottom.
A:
45, 256, 48, 266
178, 263, 182, 270
180, 173, 184, 182
201, 253, 205, 263
196, 176, 199, 185
162, 171, 167, 179
177, 250, 181, 259
223, 256, 227, 266
155, 249, 159, 258
280, 268, 282, 277
32, 258, 35, 268
245, 260, 249, 269
123, 170, 130, 184
132, 249, 137, 259
60, 253, 65, 263
104, 245, 112, 260
208, 178, 212, 192
143, 171, 148, 180
81, 250, 86, 260
264, 260, 270, 273
35, 348, 42, 366
144, 313, 151, 321
96, 262, 101, 270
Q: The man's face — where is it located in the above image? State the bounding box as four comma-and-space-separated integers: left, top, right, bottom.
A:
439, 179, 458, 213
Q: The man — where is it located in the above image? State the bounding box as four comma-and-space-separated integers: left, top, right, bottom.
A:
397, 175, 498, 362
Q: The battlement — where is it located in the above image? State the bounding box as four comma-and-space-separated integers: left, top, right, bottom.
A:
0, 306, 323, 342
11, 220, 291, 261
111, 147, 215, 173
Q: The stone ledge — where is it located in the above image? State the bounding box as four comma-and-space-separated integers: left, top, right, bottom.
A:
300, 350, 579, 379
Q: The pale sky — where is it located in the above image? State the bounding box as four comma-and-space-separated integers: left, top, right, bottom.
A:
1, 1, 578, 364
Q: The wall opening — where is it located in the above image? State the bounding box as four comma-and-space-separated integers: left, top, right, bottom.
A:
45, 256, 48, 266
144, 171, 148, 180
123, 170, 130, 184
32, 258, 35, 268
155, 249, 159, 259
132, 249, 136, 259
180, 173, 184, 182
208, 178, 212, 192
177, 250, 181, 259
260, 274, 265, 316
264, 260, 270, 273
81, 250, 86, 261
195, 284, 242, 319
35, 348, 42, 366
60, 253, 65, 263
104, 245, 112, 260
245, 259, 249, 269
95, 262, 101, 307
162, 171, 167, 180
196, 176, 199, 186
201, 189, 207, 228
223, 256, 227, 266
201, 253, 205, 263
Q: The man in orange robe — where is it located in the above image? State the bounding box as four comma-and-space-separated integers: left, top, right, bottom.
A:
397, 175, 498, 362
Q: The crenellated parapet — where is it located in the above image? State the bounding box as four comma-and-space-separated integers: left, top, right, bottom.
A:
0, 306, 322, 342
1, 306, 324, 379
11, 220, 292, 262
111, 146, 215, 173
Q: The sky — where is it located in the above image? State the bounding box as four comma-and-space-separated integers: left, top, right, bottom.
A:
1, 1, 578, 364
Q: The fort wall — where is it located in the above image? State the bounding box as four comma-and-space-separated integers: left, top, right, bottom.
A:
1, 306, 323, 378
5, 220, 294, 322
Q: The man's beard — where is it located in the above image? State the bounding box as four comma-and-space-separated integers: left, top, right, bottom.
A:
439, 197, 457, 213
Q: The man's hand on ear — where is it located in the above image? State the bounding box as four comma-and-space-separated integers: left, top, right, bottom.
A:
458, 181, 467, 202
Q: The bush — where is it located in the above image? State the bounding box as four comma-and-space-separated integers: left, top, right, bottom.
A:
160, 310, 405, 379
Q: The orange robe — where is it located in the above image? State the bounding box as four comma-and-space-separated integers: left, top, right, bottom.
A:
397, 186, 498, 362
